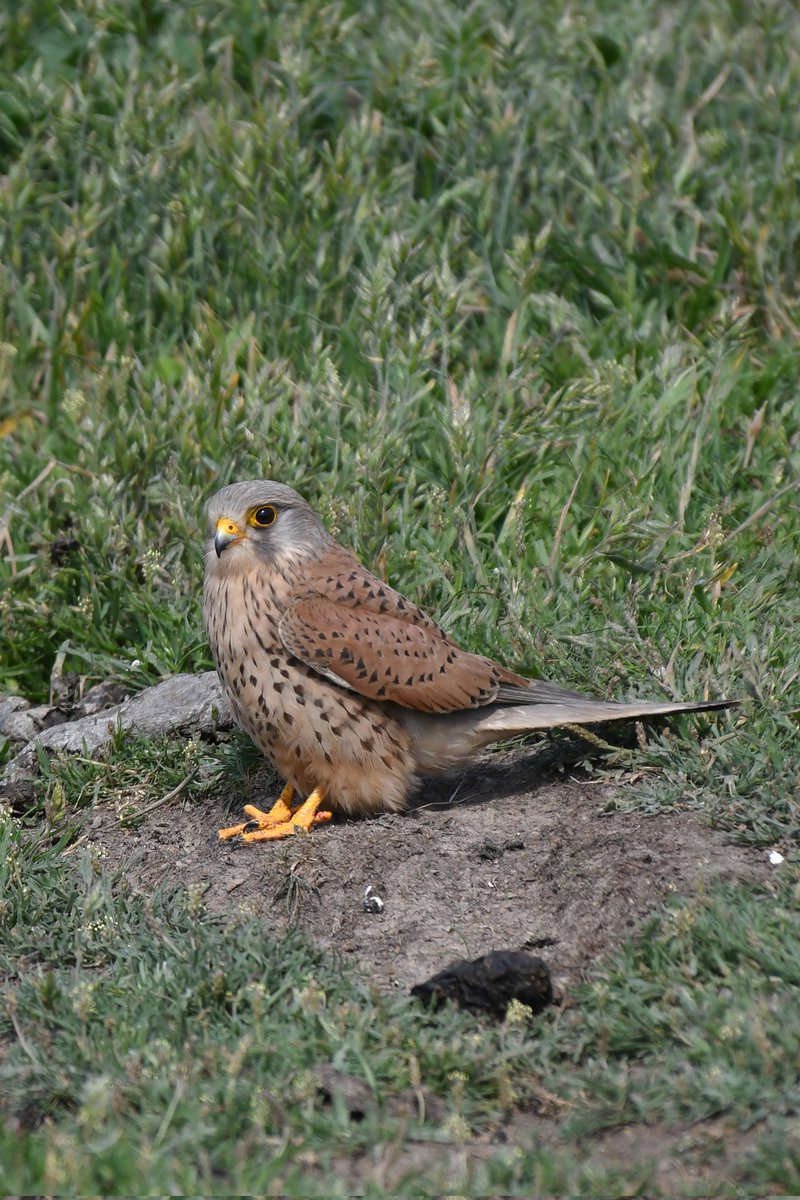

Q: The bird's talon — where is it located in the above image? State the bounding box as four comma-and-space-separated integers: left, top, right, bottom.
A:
219, 786, 329, 843
217, 821, 249, 841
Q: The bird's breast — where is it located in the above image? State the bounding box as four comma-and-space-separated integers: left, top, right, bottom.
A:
203, 566, 418, 815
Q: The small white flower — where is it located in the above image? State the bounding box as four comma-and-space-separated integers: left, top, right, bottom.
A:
768, 850, 785, 865
62, 388, 86, 420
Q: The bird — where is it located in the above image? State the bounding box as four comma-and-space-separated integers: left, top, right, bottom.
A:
203, 480, 738, 843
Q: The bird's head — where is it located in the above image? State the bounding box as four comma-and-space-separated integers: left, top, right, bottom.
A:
204, 480, 333, 572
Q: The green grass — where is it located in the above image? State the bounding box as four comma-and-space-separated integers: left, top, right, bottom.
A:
2, 810, 799, 1193
1, 0, 800, 1192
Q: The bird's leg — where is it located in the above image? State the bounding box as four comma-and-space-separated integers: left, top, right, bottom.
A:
241, 786, 332, 842
218, 784, 332, 842
218, 782, 296, 840
244, 782, 297, 826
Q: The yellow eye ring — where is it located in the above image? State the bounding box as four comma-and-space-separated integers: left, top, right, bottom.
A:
249, 505, 277, 528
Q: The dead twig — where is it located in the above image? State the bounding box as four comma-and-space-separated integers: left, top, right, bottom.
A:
722, 476, 800, 543
120, 769, 199, 826
548, 472, 582, 575
8, 1003, 39, 1065
0, 458, 58, 577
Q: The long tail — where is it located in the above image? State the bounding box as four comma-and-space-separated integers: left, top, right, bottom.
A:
403, 696, 741, 772
474, 695, 739, 741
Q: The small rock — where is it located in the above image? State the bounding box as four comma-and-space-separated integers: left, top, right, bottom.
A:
72, 681, 128, 719
474, 837, 525, 861
0, 696, 46, 742
50, 671, 81, 708
1, 672, 232, 791
363, 884, 385, 914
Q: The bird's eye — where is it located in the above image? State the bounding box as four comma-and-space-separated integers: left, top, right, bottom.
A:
251, 505, 277, 528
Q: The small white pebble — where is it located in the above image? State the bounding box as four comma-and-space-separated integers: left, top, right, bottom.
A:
768, 850, 784, 865
363, 884, 384, 914
130, 659, 142, 669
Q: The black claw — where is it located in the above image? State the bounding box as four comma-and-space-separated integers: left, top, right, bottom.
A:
243, 820, 260, 833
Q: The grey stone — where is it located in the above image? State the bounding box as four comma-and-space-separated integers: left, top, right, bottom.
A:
1, 672, 232, 796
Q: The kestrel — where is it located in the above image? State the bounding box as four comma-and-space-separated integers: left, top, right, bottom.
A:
204, 480, 737, 843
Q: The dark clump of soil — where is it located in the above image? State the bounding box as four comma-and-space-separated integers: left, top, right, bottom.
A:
411, 948, 553, 1017
89, 746, 769, 998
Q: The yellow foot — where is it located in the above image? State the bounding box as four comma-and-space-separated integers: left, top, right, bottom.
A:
218, 784, 332, 843
218, 782, 297, 839
243, 786, 332, 841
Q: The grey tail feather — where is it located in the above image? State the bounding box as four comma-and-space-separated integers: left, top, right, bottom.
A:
474, 695, 741, 743
496, 679, 594, 705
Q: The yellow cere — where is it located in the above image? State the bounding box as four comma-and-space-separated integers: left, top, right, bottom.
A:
216, 517, 245, 539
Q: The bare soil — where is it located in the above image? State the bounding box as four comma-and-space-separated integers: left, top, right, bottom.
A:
90, 745, 769, 999
317, 1112, 766, 1195
78, 742, 776, 1191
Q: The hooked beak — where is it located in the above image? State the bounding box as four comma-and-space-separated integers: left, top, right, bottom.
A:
214, 516, 246, 557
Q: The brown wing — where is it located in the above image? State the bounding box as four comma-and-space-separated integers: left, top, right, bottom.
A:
278, 592, 511, 712
278, 547, 592, 713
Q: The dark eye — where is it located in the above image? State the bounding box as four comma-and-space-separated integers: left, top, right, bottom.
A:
252, 505, 277, 528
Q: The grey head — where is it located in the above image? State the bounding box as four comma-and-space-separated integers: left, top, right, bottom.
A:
204, 480, 334, 570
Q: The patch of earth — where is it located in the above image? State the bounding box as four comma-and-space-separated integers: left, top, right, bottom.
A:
88, 746, 770, 998
295, 1067, 769, 1193
309, 1113, 767, 1194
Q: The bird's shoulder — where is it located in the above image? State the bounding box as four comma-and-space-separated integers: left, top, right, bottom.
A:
298, 547, 445, 633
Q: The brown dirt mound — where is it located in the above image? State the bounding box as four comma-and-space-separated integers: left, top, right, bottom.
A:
89, 746, 768, 998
